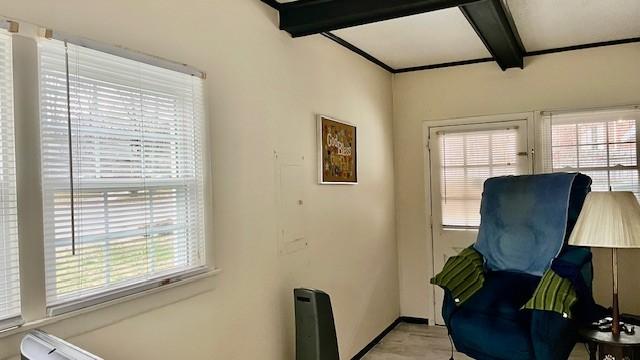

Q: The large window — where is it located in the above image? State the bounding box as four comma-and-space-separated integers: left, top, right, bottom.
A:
39, 39, 206, 314
541, 109, 639, 197
0, 29, 21, 328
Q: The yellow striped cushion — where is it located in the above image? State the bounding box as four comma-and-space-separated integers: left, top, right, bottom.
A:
522, 269, 578, 319
430, 247, 485, 306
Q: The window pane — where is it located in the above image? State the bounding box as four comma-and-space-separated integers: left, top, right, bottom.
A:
442, 200, 480, 228
609, 143, 636, 167
610, 170, 640, 196
465, 133, 489, 166
552, 145, 577, 169
552, 124, 577, 147
581, 171, 609, 191
40, 40, 206, 311
608, 119, 636, 143
578, 144, 607, 167
492, 132, 518, 165
441, 135, 464, 166
578, 122, 607, 145
439, 127, 522, 227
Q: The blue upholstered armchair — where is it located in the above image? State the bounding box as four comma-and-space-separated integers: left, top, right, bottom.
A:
434, 173, 603, 360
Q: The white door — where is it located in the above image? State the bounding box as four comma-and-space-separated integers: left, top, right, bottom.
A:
428, 118, 532, 325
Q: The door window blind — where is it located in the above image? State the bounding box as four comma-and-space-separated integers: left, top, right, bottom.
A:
438, 127, 522, 228
540, 109, 639, 197
39, 39, 206, 313
0, 29, 21, 328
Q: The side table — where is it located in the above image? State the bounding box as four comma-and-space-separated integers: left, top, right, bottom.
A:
579, 327, 640, 360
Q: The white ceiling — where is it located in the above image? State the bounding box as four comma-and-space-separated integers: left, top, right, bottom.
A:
274, 0, 640, 70
507, 0, 640, 51
333, 8, 491, 69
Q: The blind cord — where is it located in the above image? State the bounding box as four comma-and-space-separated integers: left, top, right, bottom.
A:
64, 41, 77, 256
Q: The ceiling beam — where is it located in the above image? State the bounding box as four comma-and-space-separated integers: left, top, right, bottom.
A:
459, 0, 525, 70
278, 0, 480, 38
260, 0, 281, 10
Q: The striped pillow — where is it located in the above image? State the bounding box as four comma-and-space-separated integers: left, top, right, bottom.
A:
522, 269, 578, 319
430, 247, 485, 306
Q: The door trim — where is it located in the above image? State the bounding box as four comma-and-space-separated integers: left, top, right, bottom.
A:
421, 112, 535, 323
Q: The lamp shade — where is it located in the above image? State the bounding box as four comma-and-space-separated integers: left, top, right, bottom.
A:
568, 191, 640, 248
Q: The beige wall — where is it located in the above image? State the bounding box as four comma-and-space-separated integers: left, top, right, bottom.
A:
392, 43, 640, 319
0, 0, 398, 359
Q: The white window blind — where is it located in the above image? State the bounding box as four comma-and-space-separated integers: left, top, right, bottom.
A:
39, 39, 206, 314
0, 30, 21, 328
541, 109, 640, 198
438, 127, 523, 228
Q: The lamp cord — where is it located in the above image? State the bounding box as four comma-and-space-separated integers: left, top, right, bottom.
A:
448, 332, 455, 360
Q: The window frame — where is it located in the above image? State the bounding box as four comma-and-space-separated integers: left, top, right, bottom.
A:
1, 24, 217, 340
539, 108, 640, 196
37, 38, 209, 314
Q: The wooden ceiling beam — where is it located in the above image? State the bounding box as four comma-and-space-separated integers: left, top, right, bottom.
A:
459, 0, 525, 70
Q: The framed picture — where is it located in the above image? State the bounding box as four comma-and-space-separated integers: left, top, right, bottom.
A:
317, 115, 357, 184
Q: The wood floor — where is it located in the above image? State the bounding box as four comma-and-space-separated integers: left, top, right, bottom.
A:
362, 323, 590, 360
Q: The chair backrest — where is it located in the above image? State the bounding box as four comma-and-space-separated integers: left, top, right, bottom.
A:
473, 173, 591, 276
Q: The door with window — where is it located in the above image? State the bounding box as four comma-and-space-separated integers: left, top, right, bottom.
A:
428, 117, 532, 325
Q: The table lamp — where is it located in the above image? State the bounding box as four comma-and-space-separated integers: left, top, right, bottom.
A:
568, 191, 640, 337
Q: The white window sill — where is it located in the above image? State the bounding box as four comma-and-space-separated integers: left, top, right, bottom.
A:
47, 267, 215, 316
0, 268, 221, 340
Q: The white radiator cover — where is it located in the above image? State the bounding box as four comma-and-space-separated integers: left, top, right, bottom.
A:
21, 330, 102, 360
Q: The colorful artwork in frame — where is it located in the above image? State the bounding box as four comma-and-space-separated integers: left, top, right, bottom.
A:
317, 115, 357, 184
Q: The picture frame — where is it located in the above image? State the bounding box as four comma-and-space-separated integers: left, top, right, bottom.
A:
317, 115, 358, 184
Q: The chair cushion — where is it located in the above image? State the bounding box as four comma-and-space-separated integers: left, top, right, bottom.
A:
461, 271, 540, 320
447, 271, 541, 360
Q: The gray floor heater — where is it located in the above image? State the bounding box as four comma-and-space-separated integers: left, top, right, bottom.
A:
295, 288, 340, 360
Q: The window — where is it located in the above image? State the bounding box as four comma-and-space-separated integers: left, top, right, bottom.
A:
437, 125, 526, 228
39, 39, 206, 314
541, 109, 640, 197
0, 29, 21, 328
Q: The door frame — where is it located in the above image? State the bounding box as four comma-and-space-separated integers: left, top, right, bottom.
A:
421, 112, 535, 324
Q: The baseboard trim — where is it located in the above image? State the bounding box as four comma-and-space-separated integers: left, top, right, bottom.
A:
399, 316, 429, 325
350, 317, 429, 360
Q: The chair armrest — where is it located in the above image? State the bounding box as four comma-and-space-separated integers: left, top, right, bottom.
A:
552, 246, 593, 301
548, 245, 604, 323
528, 259, 583, 359
552, 246, 592, 280
530, 311, 578, 360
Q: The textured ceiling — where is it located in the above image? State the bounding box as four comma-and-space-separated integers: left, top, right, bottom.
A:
507, 0, 640, 51
333, 8, 491, 69
271, 0, 640, 70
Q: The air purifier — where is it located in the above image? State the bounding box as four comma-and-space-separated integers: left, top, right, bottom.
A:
294, 288, 339, 360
